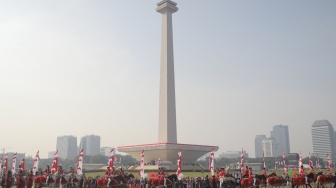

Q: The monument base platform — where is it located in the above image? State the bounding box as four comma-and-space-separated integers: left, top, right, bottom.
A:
117, 142, 219, 164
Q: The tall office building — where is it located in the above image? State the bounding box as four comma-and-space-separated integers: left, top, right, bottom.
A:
255, 135, 267, 158
262, 138, 275, 157
311, 120, 336, 163
56, 135, 77, 159
270, 125, 290, 157
79, 135, 101, 156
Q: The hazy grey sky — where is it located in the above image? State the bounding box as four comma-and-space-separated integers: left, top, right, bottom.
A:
1, 1, 335, 159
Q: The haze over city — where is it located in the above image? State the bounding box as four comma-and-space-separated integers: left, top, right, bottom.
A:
1, 1, 335, 159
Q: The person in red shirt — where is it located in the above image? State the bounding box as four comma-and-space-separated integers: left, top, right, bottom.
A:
105, 167, 112, 186
248, 167, 257, 186
299, 165, 308, 185
215, 167, 219, 179
244, 166, 249, 178
262, 167, 267, 177
157, 167, 165, 180
219, 167, 226, 188
69, 166, 75, 183
309, 166, 314, 174
44, 165, 51, 185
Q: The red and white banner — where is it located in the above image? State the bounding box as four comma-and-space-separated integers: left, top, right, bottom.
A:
240, 148, 244, 174
176, 150, 182, 179
262, 150, 266, 168
298, 152, 302, 170
209, 148, 214, 176
3, 153, 8, 172
51, 151, 58, 174
282, 152, 287, 175
308, 152, 313, 169
77, 149, 84, 175
139, 150, 145, 178
19, 156, 25, 172
158, 158, 161, 169
316, 153, 320, 170
11, 152, 17, 174
327, 154, 331, 173
108, 149, 114, 174
32, 151, 39, 175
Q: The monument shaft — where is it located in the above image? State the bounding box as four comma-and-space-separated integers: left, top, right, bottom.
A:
117, 1, 219, 164
157, 0, 178, 143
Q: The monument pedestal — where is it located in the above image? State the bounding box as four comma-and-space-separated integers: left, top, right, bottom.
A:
117, 143, 218, 164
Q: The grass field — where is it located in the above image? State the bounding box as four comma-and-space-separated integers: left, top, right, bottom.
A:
85, 171, 213, 179
85, 169, 331, 179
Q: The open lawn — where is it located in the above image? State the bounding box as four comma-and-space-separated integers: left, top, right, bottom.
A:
85, 169, 331, 179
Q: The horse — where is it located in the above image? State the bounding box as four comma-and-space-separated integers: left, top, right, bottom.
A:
54, 175, 68, 188
315, 173, 333, 188
240, 178, 261, 188
32, 175, 55, 188
254, 174, 267, 188
96, 176, 119, 188
221, 177, 236, 188
267, 176, 286, 188
64, 174, 81, 188
15, 174, 25, 188
25, 173, 34, 188
150, 174, 177, 188
291, 175, 314, 188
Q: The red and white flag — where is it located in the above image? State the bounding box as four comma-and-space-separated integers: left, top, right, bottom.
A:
327, 154, 331, 173
77, 149, 84, 175
298, 152, 302, 170
51, 151, 58, 174
316, 153, 320, 170
108, 149, 114, 174
282, 151, 287, 175
139, 150, 145, 178
19, 156, 25, 172
209, 148, 214, 176
240, 148, 244, 174
262, 150, 266, 168
158, 158, 161, 169
176, 150, 182, 179
3, 153, 8, 172
32, 151, 39, 175
309, 152, 313, 169
11, 152, 17, 174
274, 158, 278, 170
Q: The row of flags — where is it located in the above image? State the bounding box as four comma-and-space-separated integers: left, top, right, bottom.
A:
1, 148, 333, 177
210, 149, 332, 176
0, 152, 25, 174
0, 150, 84, 175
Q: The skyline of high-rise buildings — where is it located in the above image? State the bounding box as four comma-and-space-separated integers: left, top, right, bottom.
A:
254, 124, 290, 158
311, 120, 336, 164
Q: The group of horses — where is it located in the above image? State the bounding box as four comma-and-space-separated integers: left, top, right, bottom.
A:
0, 173, 82, 188
203, 171, 336, 188
239, 172, 336, 188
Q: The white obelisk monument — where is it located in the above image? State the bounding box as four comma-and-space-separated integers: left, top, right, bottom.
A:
156, 0, 178, 143
117, 0, 218, 164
